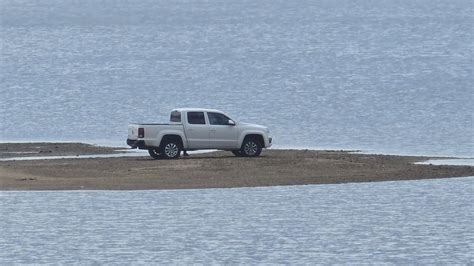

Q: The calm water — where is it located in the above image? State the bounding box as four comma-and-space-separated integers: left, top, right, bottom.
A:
1, 0, 473, 156
1, 2, 473, 263
1, 177, 473, 264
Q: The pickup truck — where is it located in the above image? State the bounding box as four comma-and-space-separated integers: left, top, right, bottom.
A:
127, 108, 272, 159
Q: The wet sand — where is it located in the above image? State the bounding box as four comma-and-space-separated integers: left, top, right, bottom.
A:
0, 143, 472, 190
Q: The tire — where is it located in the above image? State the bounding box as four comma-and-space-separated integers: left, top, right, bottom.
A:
148, 148, 161, 159
231, 150, 244, 157
159, 140, 181, 159
240, 138, 262, 157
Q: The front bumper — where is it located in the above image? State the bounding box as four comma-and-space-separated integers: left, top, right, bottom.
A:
265, 136, 273, 148
127, 139, 146, 149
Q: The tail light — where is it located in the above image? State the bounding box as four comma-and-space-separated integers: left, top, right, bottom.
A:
138, 128, 144, 138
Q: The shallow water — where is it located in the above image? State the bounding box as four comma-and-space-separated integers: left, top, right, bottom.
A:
1, 0, 473, 157
417, 158, 474, 166
1, 177, 473, 264
0, 150, 146, 161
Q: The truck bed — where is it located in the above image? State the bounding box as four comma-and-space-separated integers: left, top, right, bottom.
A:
127, 123, 186, 149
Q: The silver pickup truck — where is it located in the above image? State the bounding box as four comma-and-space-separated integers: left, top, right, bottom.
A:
127, 108, 272, 159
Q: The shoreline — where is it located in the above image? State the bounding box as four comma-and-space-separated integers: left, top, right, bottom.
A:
1, 140, 472, 159
1, 142, 473, 191
1, 176, 472, 193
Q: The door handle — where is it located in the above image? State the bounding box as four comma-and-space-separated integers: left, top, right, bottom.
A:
210, 129, 217, 132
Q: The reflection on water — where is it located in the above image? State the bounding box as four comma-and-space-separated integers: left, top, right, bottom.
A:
1, 177, 473, 264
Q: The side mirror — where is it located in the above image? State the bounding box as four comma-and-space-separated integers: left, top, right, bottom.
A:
228, 120, 236, 126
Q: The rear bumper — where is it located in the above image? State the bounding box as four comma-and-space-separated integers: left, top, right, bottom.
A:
127, 139, 146, 149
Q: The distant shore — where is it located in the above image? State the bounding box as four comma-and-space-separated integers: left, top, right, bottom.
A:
0, 143, 472, 191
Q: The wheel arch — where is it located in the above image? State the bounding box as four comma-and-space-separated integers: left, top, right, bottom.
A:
239, 133, 265, 147
153, 130, 188, 149
160, 134, 185, 149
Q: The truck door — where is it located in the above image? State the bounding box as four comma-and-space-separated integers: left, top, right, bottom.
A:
184, 111, 210, 149
207, 112, 239, 149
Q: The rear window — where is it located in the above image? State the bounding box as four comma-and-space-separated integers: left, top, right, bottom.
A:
187, 112, 206, 125
170, 111, 181, 123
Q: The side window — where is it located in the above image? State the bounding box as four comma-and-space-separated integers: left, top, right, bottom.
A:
170, 111, 181, 122
208, 112, 231, 125
187, 112, 206, 125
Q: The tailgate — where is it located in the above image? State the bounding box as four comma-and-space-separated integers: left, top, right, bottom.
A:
128, 124, 140, 140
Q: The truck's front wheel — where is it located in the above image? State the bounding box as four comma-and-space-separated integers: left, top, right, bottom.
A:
148, 148, 161, 159
159, 140, 181, 159
241, 138, 262, 157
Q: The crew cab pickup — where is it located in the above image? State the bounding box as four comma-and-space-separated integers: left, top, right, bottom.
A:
127, 108, 272, 159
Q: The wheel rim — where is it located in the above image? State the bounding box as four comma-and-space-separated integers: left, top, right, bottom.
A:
151, 149, 159, 156
164, 143, 179, 158
244, 141, 258, 156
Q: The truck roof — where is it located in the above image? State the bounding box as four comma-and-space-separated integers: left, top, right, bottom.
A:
173, 108, 225, 113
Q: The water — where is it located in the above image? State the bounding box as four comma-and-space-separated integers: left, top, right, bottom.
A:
0, 177, 472, 264
417, 158, 474, 166
1, 0, 472, 157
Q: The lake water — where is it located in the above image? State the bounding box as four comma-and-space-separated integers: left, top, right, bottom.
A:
1, 0, 473, 157
1, 1, 473, 263
1, 177, 473, 264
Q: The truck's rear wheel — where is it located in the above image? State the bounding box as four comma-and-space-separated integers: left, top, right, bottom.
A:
148, 148, 161, 159
241, 138, 262, 157
159, 140, 181, 159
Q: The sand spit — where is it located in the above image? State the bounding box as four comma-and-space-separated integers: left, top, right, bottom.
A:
1, 143, 472, 190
